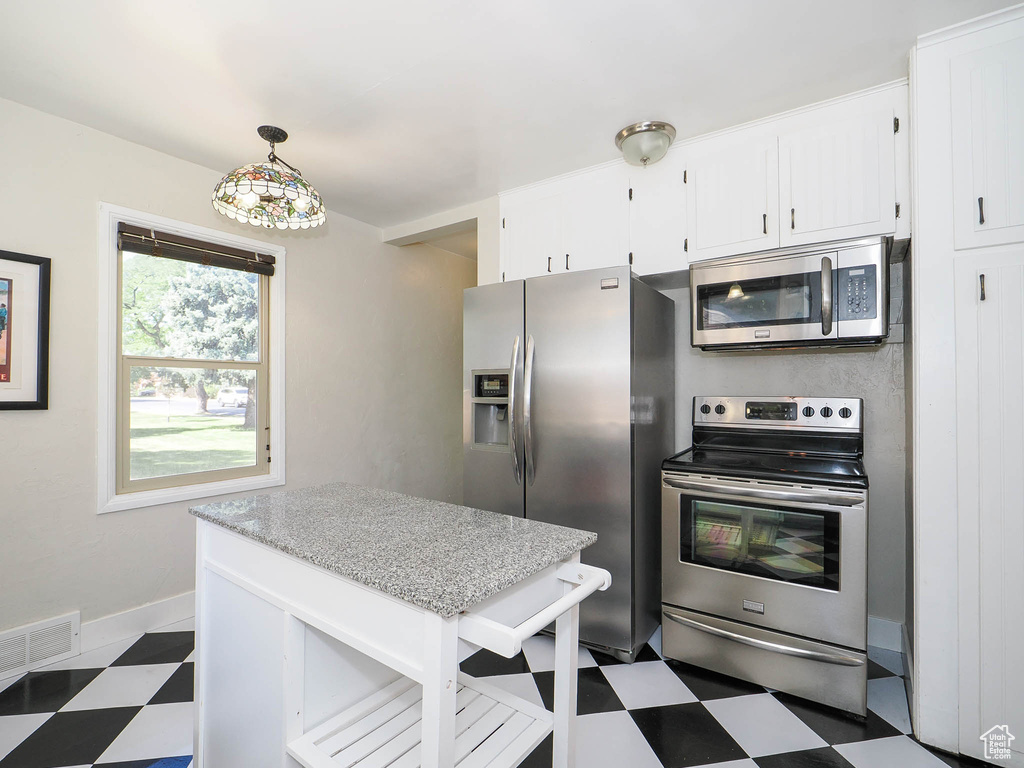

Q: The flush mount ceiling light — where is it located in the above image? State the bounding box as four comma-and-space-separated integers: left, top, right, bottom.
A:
212, 125, 326, 230
614, 121, 677, 167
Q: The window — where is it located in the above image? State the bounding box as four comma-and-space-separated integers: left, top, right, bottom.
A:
99, 205, 285, 512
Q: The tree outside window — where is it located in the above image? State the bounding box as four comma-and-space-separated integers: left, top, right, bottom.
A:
118, 249, 269, 491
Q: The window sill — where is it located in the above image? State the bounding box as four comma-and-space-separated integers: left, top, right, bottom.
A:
98, 470, 284, 515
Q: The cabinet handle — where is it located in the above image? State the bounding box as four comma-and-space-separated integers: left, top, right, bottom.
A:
791, 208, 796, 230
980, 274, 986, 301
979, 197, 985, 225
565, 254, 570, 270
763, 213, 767, 235
547, 256, 552, 273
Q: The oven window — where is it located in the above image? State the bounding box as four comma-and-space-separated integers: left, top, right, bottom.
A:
696, 271, 833, 330
680, 499, 840, 591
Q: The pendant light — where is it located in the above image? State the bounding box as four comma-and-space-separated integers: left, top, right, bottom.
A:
212, 126, 326, 230
615, 121, 677, 167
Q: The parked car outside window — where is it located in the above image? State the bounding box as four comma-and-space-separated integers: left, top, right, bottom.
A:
217, 387, 249, 407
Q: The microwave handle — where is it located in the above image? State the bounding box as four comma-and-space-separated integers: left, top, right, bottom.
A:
820, 256, 833, 336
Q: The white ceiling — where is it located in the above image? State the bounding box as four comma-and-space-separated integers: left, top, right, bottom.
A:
0, 1, 1009, 228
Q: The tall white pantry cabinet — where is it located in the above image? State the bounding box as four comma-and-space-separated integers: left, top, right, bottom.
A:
913, 5, 1024, 764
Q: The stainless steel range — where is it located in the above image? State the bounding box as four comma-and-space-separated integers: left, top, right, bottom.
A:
661, 396, 868, 715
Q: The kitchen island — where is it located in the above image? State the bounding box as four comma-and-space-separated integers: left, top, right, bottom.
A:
190, 482, 607, 768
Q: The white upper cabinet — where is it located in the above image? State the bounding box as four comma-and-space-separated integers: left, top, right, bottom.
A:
779, 104, 897, 247
627, 149, 687, 275
501, 188, 563, 280
561, 163, 630, 273
500, 163, 629, 281
493, 83, 908, 284
683, 134, 779, 262
951, 32, 1024, 250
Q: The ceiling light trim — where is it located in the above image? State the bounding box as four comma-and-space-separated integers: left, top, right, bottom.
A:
615, 121, 677, 167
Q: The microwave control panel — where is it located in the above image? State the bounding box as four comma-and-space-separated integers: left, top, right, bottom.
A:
837, 265, 877, 321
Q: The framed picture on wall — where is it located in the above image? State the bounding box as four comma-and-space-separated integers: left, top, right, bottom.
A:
0, 249, 51, 410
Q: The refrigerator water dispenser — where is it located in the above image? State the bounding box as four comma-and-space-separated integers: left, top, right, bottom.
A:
471, 371, 510, 450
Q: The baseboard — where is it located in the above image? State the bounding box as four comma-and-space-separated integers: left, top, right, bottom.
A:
902, 623, 916, 733
867, 615, 903, 652
80, 591, 195, 653
901, 623, 914, 674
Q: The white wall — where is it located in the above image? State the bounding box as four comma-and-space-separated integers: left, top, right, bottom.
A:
381, 197, 501, 286
0, 97, 475, 631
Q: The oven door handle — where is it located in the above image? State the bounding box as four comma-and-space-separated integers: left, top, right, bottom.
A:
663, 610, 865, 667
662, 476, 863, 507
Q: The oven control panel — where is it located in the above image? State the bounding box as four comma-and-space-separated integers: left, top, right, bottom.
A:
693, 396, 863, 432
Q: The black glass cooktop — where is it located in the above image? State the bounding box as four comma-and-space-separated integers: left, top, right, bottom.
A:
662, 446, 868, 489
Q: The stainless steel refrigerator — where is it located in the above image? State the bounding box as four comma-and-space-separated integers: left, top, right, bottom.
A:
463, 265, 674, 661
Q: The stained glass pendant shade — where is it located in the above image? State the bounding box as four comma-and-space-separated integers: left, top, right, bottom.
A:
212, 125, 326, 229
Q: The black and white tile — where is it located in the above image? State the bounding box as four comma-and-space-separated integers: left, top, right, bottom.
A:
0, 619, 973, 768
0, 618, 194, 768
460, 627, 956, 768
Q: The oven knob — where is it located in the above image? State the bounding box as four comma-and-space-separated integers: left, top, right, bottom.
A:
715, 404, 726, 415
820, 406, 833, 418
839, 407, 852, 419
802, 406, 815, 417
700, 404, 711, 415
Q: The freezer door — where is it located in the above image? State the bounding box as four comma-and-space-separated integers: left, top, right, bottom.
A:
524, 266, 634, 653
463, 280, 526, 517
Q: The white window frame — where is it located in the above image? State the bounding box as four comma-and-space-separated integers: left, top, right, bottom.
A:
97, 203, 286, 514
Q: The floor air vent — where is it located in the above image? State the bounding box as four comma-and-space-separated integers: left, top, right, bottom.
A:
0, 612, 80, 678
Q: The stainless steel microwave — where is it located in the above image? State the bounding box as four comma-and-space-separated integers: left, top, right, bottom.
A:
690, 237, 890, 350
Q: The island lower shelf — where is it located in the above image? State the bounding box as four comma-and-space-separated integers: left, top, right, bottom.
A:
288, 673, 551, 768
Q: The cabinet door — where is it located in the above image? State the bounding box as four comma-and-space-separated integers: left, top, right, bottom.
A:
684, 135, 779, 262
561, 163, 630, 273
501, 190, 563, 280
951, 35, 1024, 250
779, 108, 896, 247
955, 250, 1024, 763
628, 149, 687, 276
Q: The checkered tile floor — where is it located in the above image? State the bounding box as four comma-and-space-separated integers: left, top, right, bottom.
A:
0, 619, 194, 768
0, 620, 981, 767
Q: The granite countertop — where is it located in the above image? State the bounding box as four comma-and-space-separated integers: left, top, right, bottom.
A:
189, 482, 597, 618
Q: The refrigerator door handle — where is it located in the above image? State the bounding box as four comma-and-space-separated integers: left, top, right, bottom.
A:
523, 334, 536, 485
508, 335, 522, 485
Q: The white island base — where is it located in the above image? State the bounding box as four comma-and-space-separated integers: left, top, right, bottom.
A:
194, 521, 609, 768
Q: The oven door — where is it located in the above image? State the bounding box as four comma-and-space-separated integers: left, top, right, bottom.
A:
661, 473, 867, 650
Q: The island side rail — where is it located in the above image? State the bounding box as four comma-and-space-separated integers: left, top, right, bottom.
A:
458, 563, 611, 658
